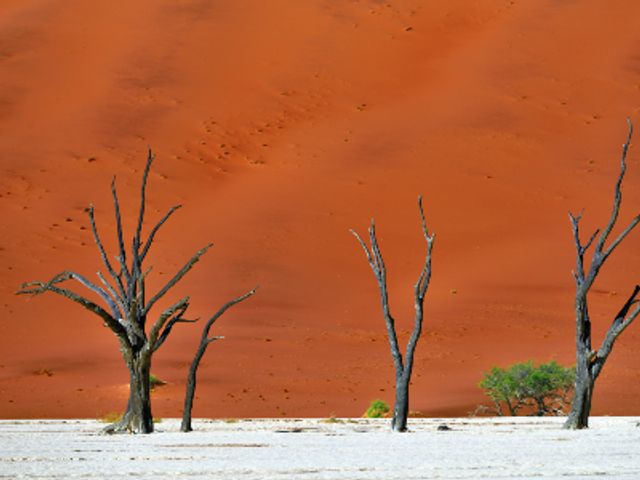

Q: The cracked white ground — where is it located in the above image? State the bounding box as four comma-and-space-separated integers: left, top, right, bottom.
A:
1, 417, 639, 479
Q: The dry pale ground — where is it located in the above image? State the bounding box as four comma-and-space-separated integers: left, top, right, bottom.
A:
1, 417, 640, 479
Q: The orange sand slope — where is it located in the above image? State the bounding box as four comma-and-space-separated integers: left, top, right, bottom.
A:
2, 0, 640, 419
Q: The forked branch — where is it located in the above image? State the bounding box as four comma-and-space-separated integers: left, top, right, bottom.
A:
148, 296, 190, 349
87, 205, 127, 301
17, 275, 128, 341
144, 243, 213, 315
592, 285, 640, 378
351, 223, 403, 377
351, 195, 435, 432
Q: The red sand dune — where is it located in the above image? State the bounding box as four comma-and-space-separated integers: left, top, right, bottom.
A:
2, 0, 640, 419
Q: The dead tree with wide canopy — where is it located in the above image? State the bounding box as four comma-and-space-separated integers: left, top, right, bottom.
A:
565, 120, 640, 429
18, 150, 212, 434
351, 196, 435, 432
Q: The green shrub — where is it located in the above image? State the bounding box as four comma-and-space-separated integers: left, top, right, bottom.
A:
364, 399, 390, 418
478, 360, 575, 416
149, 373, 166, 390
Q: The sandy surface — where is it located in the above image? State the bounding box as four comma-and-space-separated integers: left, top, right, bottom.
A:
2, 418, 640, 479
2, 0, 640, 419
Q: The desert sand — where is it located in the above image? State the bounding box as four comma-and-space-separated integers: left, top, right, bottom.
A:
2, 0, 640, 420
2, 418, 640, 478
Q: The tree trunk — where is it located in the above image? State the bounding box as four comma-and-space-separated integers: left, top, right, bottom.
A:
564, 356, 594, 429
391, 375, 409, 432
104, 349, 154, 434
534, 397, 547, 416
565, 297, 594, 429
181, 343, 208, 432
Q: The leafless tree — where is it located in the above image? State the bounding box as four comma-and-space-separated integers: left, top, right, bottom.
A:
18, 150, 210, 434
351, 196, 435, 432
565, 120, 640, 429
181, 287, 257, 432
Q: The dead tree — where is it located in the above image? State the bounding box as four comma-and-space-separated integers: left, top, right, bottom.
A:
18, 150, 209, 434
351, 196, 435, 432
181, 287, 257, 432
565, 120, 640, 429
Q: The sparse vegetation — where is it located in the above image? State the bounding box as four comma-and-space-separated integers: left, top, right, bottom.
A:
321, 413, 343, 424
364, 399, 390, 418
478, 360, 575, 416
149, 374, 166, 390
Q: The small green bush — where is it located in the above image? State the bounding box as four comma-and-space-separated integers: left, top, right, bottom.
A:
364, 399, 390, 418
478, 360, 575, 416
149, 373, 166, 390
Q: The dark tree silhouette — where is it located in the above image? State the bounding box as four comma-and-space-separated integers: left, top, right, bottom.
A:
18, 150, 210, 434
565, 120, 640, 429
351, 196, 435, 432
181, 287, 257, 432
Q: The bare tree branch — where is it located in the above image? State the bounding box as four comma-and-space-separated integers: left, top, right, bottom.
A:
148, 296, 189, 349
352, 225, 404, 376
87, 205, 127, 301
569, 212, 587, 284
128, 236, 142, 312
154, 314, 197, 352
144, 243, 213, 315
66, 270, 122, 320
358, 221, 404, 377
369, 222, 387, 279
198, 287, 258, 343
406, 197, 435, 371
17, 277, 128, 341
602, 215, 640, 262
349, 229, 377, 273
134, 148, 154, 257
140, 205, 182, 262
415, 195, 435, 301
583, 228, 600, 254
594, 118, 634, 256
111, 177, 131, 284
592, 285, 640, 379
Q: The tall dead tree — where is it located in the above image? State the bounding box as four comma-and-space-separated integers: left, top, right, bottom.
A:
18, 150, 210, 434
565, 120, 640, 429
181, 287, 257, 432
351, 196, 435, 432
